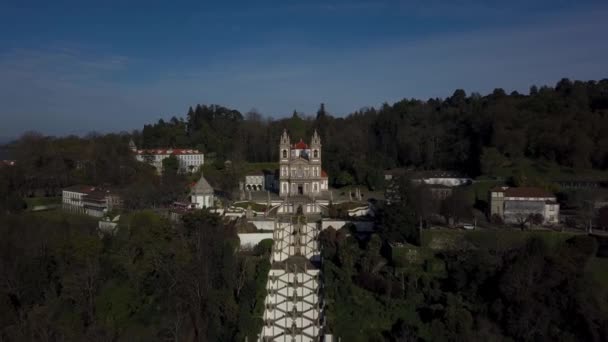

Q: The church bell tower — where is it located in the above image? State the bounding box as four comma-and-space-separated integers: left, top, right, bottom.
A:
310, 130, 321, 162
279, 129, 291, 196
280, 129, 291, 162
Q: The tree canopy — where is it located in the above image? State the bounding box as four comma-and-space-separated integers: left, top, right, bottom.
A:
135, 78, 608, 188
0, 210, 270, 341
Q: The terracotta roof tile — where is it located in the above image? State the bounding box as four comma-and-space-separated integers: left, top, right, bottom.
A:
136, 148, 202, 155
63, 185, 97, 194
84, 189, 115, 201
293, 139, 308, 149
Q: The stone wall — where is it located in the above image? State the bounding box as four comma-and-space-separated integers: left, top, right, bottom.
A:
321, 220, 374, 232
249, 219, 276, 231
246, 218, 375, 235
347, 206, 373, 217
238, 233, 273, 249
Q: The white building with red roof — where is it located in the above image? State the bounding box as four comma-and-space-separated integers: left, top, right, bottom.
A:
130, 140, 204, 174
62, 185, 121, 217
489, 186, 560, 225
190, 174, 215, 209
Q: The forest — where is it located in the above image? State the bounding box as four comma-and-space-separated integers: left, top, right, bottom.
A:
135, 78, 608, 189
321, 178, 608, 341
1, 178, 607, 341
1, 79, 608, 341
2, 78, 608, 210
321, 224, 608, 341
0, 210, 271, 341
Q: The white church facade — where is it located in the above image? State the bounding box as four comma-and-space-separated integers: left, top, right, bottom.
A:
279, 130, 329, 197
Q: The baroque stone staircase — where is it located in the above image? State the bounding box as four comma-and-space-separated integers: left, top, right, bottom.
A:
259, 214, 325, 341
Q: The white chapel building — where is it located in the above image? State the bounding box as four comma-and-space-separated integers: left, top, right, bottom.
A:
278, 130, 329, 197
190, 174, 215, 209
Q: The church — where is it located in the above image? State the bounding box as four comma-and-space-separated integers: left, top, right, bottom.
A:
279, 129, 329, 197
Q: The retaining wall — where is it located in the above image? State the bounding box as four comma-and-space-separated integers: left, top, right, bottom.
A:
239, 233, 273, 249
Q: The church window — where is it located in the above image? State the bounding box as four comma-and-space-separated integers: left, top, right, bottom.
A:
314, 149, 318, 158
282, 149, 287, 158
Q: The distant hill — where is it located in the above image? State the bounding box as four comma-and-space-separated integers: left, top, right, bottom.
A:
0, 137, 13, 159
0, 136, 15, 145
0, 148, 9, 160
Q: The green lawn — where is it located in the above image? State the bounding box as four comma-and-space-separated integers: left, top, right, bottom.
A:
392, 244, 436, 268
241, 162, 278, 175
421, 229, 577, 251
465, 158, 608, 208
457, 180, 503, 208
24, 196, 61, 208
333, 201, 367, 211
232, 201, 269, 212
588, 257, 608, 287
25, 209, 98, 226
487, 157, 608, 182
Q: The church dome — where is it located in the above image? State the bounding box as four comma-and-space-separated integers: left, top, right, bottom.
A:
293, 139, 309, 149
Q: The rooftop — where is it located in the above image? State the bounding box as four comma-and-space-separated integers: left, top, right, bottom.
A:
63, 185, 98, 194
491, 186, 555, 198
292, 139, 309, 149
64, 185, 119, 199
191, 174, 214, 195
412, 170, 469, 179
84, 188, 118, 201
136, 148, 202, 155
384, 169, 469, 179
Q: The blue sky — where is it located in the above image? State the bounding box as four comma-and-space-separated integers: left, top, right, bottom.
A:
0, 0, 607, 136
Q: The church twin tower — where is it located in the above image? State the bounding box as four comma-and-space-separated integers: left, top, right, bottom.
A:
279, 129, 328, 197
